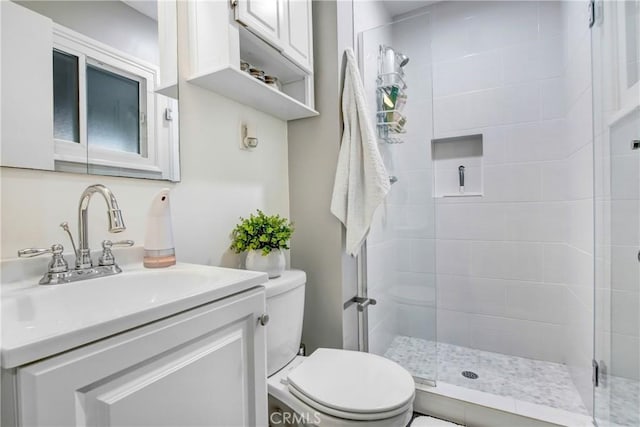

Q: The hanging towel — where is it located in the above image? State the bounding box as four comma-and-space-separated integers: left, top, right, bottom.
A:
330, 48, 390, 257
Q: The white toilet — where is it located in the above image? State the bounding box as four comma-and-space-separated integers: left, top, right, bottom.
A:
264, 270, 415, 426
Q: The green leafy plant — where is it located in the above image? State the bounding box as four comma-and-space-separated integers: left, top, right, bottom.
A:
230, 210, 294, 256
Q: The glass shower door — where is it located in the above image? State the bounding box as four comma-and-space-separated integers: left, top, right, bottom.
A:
359, 12, 437, 385
592, 1, 640, 425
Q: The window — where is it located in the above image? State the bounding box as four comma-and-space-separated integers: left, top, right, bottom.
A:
53, 49, 79, 143
52, 24, 162, 176
86, 62, 145, 155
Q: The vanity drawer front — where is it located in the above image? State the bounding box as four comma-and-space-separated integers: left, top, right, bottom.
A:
17, 288, 267, 427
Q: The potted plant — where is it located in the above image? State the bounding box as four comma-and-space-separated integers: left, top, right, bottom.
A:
230, 210, 294, 278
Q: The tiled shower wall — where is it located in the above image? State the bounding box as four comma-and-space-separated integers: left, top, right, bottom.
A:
365, 9, 437, 359
365, 1, 596, 410
561, 0, 595, 412
430, 0, 572, 362
360, 2, 401, 356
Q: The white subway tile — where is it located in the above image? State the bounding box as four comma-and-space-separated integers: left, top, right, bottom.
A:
536, 36, 564, 80
610, 290, 640, 336
541, 77, 565, 120
543, 243, 569, 284
436, 239, 472, 276
499, 83, 541, 125
481, 127, 507, 165
410, 239, 437, 273
610, 333, 640, 379
437, 203, 506, 240
567, 143, 594, 200
433, 51, 503, 97
611, 200, 640, 246
538, 1, 563, 38
484, 165, 542, 202
504, 242, 545, 282
505, 282, 568, 324
508, 319, 565, 362
437, 309, 471, 347
611, 245, 640, 292
471, 241, 508, 279
505, 202, 568, 243
611, 153, 640, 200
542, 161, 569, 201
568, 199, 594, 253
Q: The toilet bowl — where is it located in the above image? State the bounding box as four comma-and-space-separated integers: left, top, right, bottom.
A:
264, 271, 415, 426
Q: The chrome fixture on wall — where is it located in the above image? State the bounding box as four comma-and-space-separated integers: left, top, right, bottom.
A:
18, 184, 133, 285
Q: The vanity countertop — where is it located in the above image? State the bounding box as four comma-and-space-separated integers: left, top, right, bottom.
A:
1, 254, 268, 369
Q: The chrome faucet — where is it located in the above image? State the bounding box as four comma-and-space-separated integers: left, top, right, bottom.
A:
18, 184, 133, 285
76, 184, 126, 269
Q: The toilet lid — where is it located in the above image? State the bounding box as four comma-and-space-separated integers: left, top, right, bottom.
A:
287, 348, 415, 420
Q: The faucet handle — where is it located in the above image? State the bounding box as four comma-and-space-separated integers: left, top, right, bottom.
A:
18, 244, 63, 258
18, 244, 69, 274
18, 247, 55, 258
99, 240, 134, 266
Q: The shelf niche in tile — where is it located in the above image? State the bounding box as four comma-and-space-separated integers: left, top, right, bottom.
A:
432, 134, 483, 198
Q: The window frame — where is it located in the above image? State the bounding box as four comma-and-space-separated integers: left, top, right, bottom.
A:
52, 24, 163, 174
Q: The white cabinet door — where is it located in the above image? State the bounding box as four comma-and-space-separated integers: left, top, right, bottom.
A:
18, 289, 268, 427
281, 0, 313, 73
235, 0, 283, 51
0, 1, 54, 170
157, 0, 178, 99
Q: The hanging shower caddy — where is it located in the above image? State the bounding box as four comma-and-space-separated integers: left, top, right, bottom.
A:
376, 45, 408, 144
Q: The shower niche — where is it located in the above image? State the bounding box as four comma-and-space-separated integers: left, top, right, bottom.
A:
432, 134, 483, 197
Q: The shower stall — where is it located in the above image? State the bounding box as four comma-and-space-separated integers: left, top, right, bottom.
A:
356, 1, 639, 425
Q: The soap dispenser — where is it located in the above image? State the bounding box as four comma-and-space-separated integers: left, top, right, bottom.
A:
143, 189, 176, 268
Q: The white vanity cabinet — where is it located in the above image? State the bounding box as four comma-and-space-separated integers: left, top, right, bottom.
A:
234, 0, 313, 74
8, 288, 268, 427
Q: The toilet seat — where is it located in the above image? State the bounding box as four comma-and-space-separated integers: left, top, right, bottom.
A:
286, 348, 415, 421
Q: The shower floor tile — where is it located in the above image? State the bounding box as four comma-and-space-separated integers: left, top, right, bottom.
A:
384, 335, 589, 416
596, 375, 640, 427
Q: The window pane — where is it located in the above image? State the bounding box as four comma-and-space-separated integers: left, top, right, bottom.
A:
53, 50, 79, 142
87, 65, 141, 154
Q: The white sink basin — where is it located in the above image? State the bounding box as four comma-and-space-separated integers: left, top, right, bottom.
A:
1, 260, 268, 369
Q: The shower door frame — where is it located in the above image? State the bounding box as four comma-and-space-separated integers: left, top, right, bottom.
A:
591, 0, 640, 425
355, 11, 438, 387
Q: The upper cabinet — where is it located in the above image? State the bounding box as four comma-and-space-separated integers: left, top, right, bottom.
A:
234, 0, 313, 74
185, 0, 317, 121
234, 0, 283, 53
280, 0, 313, 73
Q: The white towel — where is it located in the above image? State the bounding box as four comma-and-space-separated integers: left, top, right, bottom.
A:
330, 48, 390, 257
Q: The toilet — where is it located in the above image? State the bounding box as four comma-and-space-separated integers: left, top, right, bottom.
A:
264, 270, 415, 426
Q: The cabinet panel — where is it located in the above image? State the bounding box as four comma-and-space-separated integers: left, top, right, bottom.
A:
282, 0, 312, 72
18, 289, 267, 427
235, 0, 282, 50
0, 1, 54, 170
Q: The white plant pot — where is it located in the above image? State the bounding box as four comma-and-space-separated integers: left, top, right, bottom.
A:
245, 249, 285, 279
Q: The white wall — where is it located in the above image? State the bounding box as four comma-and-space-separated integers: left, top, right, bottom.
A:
288, 0, 353, 354
16, 0, 159, 65
1, 5, 289, 267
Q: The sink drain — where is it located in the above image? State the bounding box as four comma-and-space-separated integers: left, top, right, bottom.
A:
461, 370, 478, 379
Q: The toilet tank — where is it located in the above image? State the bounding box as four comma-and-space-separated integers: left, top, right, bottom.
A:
263, 270, 306, 376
